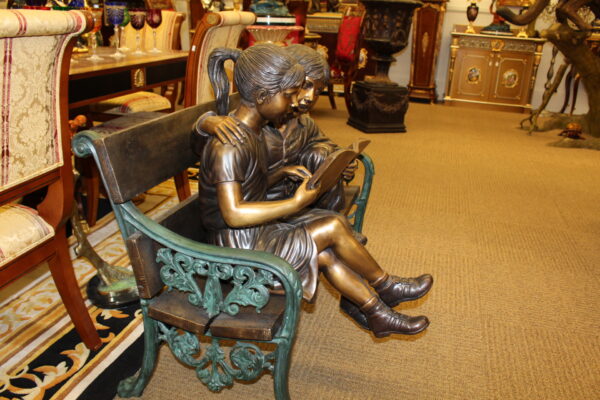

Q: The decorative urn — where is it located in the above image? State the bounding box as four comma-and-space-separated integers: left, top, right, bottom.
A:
347, 0, 423, 133
466, 2, 479, 33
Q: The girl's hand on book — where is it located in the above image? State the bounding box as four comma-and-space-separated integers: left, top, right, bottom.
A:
280, 165, 312, 182
294, 177, 320, 208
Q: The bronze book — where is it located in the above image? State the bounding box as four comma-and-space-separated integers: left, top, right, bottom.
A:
306, 139, 370, 192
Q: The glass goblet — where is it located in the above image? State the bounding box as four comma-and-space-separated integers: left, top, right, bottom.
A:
105, 1, 127, 59
87, 7, 104, 61
129, 9, 147, 56
146, 8, 162, 54
119, 8, 131, 52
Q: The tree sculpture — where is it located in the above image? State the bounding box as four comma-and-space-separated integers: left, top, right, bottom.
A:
497, 0, 600, 137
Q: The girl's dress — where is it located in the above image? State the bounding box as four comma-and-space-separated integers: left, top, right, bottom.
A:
198, 117, 338, 302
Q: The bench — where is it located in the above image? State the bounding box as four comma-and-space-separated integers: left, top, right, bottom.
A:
72, 96, 373, 399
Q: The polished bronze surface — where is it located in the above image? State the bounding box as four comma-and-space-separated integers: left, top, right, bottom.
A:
374, 273, 434, 307
198, 43, 433, 336
362, 298, 430, 337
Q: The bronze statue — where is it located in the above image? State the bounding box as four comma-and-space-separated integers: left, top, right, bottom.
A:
197, 44, 352, 213
195, 43, 433, 337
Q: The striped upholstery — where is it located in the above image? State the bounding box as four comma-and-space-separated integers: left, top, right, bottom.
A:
189, 11, 256, 106
122, 10, 184, 53
0, 204, 54, 267
0, 10, 86, 191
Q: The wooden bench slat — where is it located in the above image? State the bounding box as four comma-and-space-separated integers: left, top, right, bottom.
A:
148, 289, 211, 334
208, 294, 286, 341
148, 288, 286, 341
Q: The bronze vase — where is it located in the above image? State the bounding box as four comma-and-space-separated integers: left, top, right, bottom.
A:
347, 0, 423, 133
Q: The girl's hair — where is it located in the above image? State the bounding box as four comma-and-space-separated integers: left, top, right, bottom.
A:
285, 44, 330, 84
208, 44, 305, 115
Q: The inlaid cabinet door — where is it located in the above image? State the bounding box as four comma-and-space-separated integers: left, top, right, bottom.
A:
450, 48, 493, 100
488, 50, 534, 105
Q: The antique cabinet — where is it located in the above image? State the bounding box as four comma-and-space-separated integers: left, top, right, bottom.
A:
444, 26, 545, 112
408, 0, 447, 102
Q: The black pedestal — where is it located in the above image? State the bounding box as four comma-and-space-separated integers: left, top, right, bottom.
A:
347, 81, 410, 133
87, 275, 139, 309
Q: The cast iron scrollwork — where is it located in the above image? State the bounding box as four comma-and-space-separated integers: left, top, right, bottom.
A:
224, 265, 274, 315
157, 322, 273, 392
157, 248, 275, 318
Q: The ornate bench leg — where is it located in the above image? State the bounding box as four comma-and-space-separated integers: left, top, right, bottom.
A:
118, 303, 159, 398
273, 340, 293, 400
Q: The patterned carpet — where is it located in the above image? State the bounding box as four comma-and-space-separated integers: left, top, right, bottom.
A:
0, 181, 184, 400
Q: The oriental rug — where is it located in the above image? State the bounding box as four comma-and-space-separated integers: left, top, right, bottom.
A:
0, 180, 186, 400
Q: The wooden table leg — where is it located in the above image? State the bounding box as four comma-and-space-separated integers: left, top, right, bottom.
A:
174, 170, 191, 201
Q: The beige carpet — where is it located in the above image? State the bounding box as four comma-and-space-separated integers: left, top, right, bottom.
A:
121, 97, 600, 400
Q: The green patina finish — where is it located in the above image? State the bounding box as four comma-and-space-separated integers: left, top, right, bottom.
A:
159, 324, 274, 392
157, 248, 275, 318
349, 154, 375, 234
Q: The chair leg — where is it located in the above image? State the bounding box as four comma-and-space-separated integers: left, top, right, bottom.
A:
118, 309, 159, 398
272, 341, 293, 400
47, 225, 101, 351
328, 82, 337, 110
75, 157, 100, 227
161, 83, 179, 113
174, 170, 191, 201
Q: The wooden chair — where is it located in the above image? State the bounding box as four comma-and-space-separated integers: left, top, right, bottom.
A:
72, 97, 303, 399
0, 9, 101, 350
92, 10, 187, 116
327, 6, 365, 110
183, 10, 256, 107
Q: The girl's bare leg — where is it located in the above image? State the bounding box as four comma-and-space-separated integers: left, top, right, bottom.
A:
308, 214, 433, 307
318, 250, 375, 306
308, 215, 385, 282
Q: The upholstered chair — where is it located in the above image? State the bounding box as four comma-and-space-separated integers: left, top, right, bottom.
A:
0, 9, 101, 350
94, 10, 186, 115
183, 10, 256, 107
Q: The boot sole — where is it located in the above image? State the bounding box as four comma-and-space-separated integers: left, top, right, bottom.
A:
372, 320, 430, 338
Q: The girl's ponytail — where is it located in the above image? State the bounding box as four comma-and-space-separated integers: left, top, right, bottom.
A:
208, 47, 242, 115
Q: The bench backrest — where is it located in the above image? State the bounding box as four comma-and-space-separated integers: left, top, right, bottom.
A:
75, 95, 239, 204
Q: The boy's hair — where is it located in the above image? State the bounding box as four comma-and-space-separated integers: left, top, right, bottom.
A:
209, 44, 305, 115
286, 44, 330, 84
